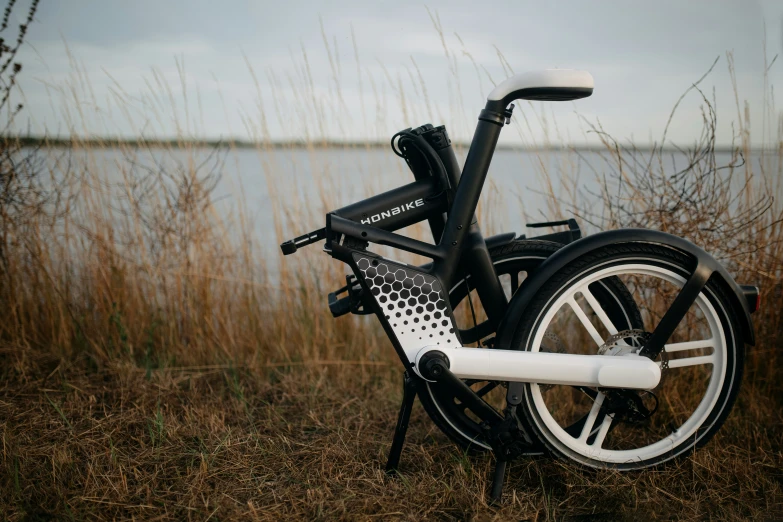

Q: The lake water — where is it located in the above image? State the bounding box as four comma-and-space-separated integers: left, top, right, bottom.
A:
42, 145, 778, 273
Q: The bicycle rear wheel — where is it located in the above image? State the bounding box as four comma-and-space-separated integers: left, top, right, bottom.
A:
506, 242, 744, 468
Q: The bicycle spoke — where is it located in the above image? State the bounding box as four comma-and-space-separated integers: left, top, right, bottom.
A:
454, 381, 498, 412
577, 392, 605, 442
580, 285, 619, 336
664, 339, 714, 353
476, 381, 500, 397
510, 272, 519, 295
458, 320, 494, 344
661, 355, 715, 368
589, 413, 614, 449
567, 297, 605, 346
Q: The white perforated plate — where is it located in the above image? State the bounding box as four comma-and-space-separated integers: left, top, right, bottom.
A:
354, 254, 461, 361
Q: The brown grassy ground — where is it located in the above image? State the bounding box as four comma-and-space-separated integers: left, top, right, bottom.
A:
2, 342, 782, 521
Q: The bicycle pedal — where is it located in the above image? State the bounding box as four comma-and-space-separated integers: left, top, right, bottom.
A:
327, 275, 370, 317
327, 286, 352, 317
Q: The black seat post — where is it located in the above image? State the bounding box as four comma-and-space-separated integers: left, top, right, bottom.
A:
435, 108, 506, 284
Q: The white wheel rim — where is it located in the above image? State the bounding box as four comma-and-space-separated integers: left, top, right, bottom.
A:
528, 262, 728, 464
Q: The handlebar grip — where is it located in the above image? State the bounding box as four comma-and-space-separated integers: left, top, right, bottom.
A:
280, 228, 326, 255
280, 240, 298, 255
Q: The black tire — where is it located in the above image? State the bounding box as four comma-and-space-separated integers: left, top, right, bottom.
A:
418, 239, 643, 453
505, 242, 744, 468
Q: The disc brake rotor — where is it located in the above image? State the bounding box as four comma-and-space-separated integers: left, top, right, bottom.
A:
597, 329, 650, 356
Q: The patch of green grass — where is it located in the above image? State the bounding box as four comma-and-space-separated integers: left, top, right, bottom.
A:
45, 394, 73, 431
147, 404, 165, 448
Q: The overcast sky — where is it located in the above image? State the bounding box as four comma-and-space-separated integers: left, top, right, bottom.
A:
10, 0, 783, 146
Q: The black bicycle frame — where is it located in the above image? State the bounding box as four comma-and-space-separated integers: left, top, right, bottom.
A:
315, 104, 511, 361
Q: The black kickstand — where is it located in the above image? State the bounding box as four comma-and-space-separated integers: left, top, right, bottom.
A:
490, 459, 507, 504
488, 381, 527, 503
385, 370, 418, 474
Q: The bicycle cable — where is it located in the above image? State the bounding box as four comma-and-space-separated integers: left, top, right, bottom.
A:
391, 128, 451, 191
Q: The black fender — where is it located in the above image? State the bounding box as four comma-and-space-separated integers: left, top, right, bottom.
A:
496, 228, 755, 347
484, 231, 517, 250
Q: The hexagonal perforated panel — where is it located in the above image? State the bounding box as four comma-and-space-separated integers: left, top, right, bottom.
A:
353, 253, 461, 361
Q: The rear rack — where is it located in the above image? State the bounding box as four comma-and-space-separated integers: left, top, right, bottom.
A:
519, 218, 581, 245
280, 228, 327, 255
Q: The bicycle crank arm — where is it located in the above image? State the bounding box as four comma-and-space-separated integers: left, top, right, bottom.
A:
415, 346, 661, 389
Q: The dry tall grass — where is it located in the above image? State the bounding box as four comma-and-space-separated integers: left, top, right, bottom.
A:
1, 13, 782, 520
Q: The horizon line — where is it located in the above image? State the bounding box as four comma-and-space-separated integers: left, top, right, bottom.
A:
3, 135, 765, 154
